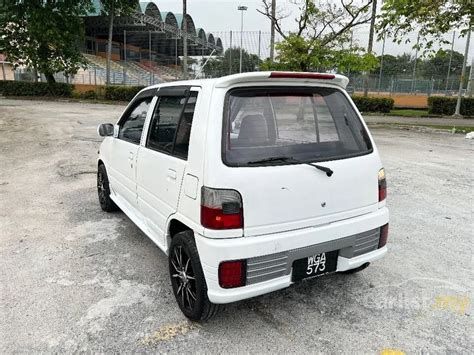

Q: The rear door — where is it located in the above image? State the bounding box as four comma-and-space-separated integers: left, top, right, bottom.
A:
136, 86, 199, 245
221, 86, 381, 236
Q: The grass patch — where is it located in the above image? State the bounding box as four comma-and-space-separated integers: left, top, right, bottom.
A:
387, 109, 432, 117
2, 95, 127, 105
369, 122, 473, 133
412, 124, 473, 132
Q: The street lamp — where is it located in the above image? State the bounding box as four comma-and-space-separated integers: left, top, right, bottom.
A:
238, 5, 248, 73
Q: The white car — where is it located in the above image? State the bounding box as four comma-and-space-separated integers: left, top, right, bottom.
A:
97, 72, 389, 321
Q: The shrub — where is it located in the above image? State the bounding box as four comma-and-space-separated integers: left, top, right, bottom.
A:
104, 85, 145, 101
81, 90, 99, 100
0, 80, 8, 94
428, 96, 474, 116
351, 96, 394, 113
0, 80, 73, 97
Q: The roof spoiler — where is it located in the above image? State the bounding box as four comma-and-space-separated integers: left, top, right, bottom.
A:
214, 71, 349, 89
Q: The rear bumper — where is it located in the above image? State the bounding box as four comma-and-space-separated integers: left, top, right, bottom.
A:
195, 207, 389, 304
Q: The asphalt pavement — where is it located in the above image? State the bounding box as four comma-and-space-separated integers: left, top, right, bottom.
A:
0, 99, 472, 353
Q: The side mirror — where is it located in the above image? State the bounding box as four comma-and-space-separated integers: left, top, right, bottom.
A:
97, 123, 114, 137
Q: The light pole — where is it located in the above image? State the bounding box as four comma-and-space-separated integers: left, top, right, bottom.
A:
445, 31, 456, 95
183, 0, 188, 79
411, 33, 420, 94
454, 26, 471, 117
238, 5, 248, 73
270, 0, 276, 62
377, 33, 386, 94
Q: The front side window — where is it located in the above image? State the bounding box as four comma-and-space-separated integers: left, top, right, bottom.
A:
118, 98, 151, 144
223, 87, 372, 166
147, 92, 197, 159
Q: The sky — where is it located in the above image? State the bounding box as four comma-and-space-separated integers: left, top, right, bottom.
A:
155, 0, 472, 61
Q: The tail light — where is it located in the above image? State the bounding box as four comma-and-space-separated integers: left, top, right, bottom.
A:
378, 168, 387, 202
201, 187, 243, 229
378, 223, 389, 248
219, 260, 246, 288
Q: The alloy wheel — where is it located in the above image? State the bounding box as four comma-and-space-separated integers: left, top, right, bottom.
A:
97, 171, 106, 204
171, 246, 197, 311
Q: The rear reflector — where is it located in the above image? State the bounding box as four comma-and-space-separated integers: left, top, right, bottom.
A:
269, 72, 335, 80
219, 260, 246, 288
378, 224, 389, 248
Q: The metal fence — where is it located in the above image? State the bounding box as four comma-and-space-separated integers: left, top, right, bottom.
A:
11, 64, 164, 86
347, 74, 463, 96
1, 29, 470, 97
4, 64, 465, 97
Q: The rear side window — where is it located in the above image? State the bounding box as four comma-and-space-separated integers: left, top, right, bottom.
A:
223, 87, 372, 166
119, 98, 151, 144
147, 92, 197, 159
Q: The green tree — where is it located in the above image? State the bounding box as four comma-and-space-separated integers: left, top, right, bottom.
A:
378, 0, 472, 51
370, 53, 415, 77
0, 0, 92, 83
419, 49, 464, 79
202, 48, 261, 78
261, 34, 377, 73
258, 0, 378, 72
379, 0, 472, 116
96, 0, 138, 84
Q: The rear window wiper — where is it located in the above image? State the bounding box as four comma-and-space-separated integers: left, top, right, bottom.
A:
247, 156, 333, 177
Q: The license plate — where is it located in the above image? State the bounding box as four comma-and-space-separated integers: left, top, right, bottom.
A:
292, 250, 338, 282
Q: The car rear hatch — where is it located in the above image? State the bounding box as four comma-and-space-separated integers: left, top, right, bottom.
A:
221, 83, 381, 237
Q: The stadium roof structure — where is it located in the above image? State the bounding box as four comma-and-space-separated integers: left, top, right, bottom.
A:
85, 0, 223, 56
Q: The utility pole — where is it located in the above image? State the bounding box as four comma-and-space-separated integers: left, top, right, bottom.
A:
466, 57, 474, 98
238, 5, 248, 73
411, 34, 420, 94
149, 31, 153, 84
106, 2, 115, 85
445, 31, 455, 95
363, 0, 377, 96
149, 30, 152, 68
229, 31, 233, 74
123, 30, 127, 84
378, 33, 386, 94
270, 0, 276, 62
175, 36, 178, 80
347, 30, 353, 76
258, 30, 261, 60
182, 0, 188, 79
454, 27, 471, 117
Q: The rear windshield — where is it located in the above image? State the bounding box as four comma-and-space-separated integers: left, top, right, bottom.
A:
223, 87, 372, 166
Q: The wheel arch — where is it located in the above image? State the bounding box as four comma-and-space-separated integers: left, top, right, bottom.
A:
167, 218, 193, 252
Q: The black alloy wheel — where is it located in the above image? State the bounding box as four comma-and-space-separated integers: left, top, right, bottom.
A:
97, 164, 118, 212
169, 231, 222, 321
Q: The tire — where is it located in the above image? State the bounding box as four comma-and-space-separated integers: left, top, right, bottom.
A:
169, 231, 222, 321
97, 164, 119, 212
340, 262, 370, 274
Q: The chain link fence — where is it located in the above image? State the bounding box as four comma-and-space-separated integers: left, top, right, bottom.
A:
347, 74, 463, 96
1, 29, 470, 97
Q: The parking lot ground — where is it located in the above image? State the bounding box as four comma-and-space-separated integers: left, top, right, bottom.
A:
0, 98, 472, 353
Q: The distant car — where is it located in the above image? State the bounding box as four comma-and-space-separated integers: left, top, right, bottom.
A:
97, 72, 389, 321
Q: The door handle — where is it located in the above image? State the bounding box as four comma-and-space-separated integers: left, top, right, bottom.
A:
167, 169, 177, 180
128, 152, 135, 168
